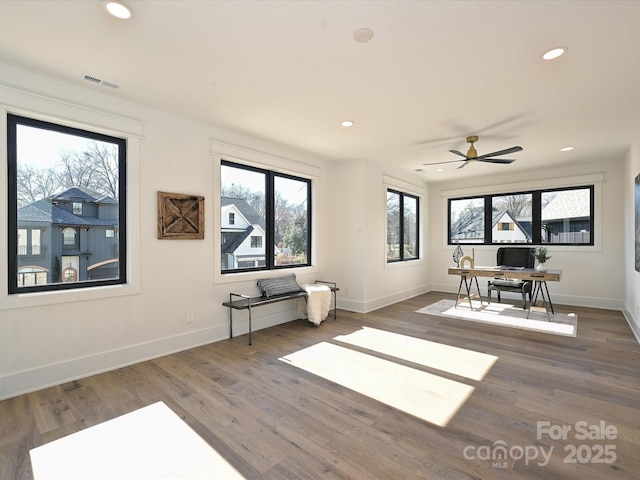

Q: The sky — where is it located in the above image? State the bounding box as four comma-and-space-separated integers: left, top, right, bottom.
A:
221, 163, 308, 206
18, 123, 308, 206
17, 124, 99, 168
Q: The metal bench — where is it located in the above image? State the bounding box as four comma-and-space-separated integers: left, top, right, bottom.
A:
222, 280, 338, 345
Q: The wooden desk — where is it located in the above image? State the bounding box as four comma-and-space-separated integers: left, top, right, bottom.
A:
448, 266, 562, 320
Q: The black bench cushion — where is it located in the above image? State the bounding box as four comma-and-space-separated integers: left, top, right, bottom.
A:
257, 274, 303, 297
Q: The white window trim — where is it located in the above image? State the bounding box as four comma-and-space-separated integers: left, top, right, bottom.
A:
0, 87, 142, 310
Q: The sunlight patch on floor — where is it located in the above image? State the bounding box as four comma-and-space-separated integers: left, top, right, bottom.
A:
30, 402, 246, 480
417, 299, 577, 337
280, 342, 475, 427
334, 326, 497, 381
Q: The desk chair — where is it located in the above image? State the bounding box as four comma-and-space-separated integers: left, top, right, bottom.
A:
487, 247, 535, 309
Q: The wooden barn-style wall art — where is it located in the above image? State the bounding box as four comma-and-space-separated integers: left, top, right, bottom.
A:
157, 191, 204, 240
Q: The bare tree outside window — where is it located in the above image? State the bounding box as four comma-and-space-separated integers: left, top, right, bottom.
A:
8, 114, 126, 294
387, 189, 419, 262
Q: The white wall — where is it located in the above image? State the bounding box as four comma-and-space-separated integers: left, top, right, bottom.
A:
428, 158, 627, 311
624, 133, 640, 341
0, 63, 343, 400
0, 60, 634, 400
328, 159, 430, 313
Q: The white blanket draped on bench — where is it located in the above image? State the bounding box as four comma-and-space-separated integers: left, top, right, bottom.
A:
297, 283, 332, 325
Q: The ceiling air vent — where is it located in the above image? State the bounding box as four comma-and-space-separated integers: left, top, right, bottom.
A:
83, 74, 120, 89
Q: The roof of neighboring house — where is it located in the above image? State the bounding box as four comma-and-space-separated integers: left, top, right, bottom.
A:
451, 207, 531, 240
18, 189, 118, 227
222, 225, 255, 255
52, 186, 118, 204
541, 190, 590, 221
221, 197, 264, 229
19, 199, 91, 225
450, 206, 485, 238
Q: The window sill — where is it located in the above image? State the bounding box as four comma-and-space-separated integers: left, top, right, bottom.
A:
0, 281, 140, 311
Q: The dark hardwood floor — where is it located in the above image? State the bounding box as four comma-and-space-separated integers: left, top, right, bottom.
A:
2, 292, 639, 479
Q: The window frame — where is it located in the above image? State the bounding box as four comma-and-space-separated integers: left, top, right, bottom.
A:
447, 185, 594, 246
386, 188, 420, 263
7, 113, 128, 294
220, 159, 312, 275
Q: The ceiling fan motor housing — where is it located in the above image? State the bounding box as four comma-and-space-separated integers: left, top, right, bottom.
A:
466, 136, 478, 157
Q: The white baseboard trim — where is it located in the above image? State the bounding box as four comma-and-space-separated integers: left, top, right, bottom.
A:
430, 284, 624, 311
622, 303, 640, 345
337, 285, 430, 314
0, 305, 303, 401
0, 326, 225, 401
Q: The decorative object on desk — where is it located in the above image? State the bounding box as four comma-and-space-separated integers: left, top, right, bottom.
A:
458, 247, 475, 268
452, 245, 464, 266
157, 191, 204, 239
534, 246, 551, 272
416, 299, 577, 337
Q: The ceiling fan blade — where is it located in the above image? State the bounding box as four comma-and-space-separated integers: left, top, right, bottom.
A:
449, 149, 470, 159
423, 159, 466, 166
474, 146, 522, 160
456, 160, 472, 169
478, 158, 516, 164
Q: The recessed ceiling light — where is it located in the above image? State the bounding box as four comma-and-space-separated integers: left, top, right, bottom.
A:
542, 46, 567, 60
560, 146, 574, 152
436, 168, 444, 172
103, 1, 133, 20
341, 120, 354, 127
353, 28, 374, 43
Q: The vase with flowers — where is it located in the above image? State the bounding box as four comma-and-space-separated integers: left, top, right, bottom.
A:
534, 246, 551, 272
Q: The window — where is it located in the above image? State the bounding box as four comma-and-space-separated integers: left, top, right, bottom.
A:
17, 267, 48, 287
63, 228, 77, 246
387, 189, 419, 262
220, 160, 311, 273
541, 188, 592, 244
62, 267, 78, 282
449, 197, 485, 243
32, 228, 41, 255
250, 236, 262, 248
7, 114, 127, 293
17, 229, 27, 256
18, 228, 43, 256
448, 186, 593, 246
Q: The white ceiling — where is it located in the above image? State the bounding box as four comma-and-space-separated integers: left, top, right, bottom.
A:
1, 0, 640, 182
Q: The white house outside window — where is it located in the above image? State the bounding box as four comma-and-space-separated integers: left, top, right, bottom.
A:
220, 160, 311, 273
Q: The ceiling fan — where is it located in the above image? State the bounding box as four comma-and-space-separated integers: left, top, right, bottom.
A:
424, 136, 523, 169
